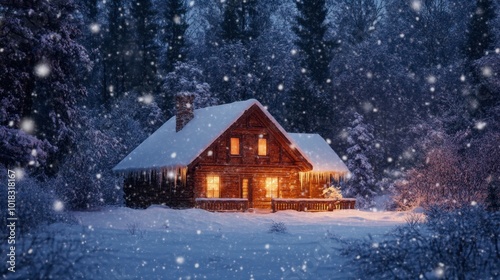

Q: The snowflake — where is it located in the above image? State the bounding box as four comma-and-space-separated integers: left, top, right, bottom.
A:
411, 0, 422, 12
176, 256, 185, 265
90, 23, 100, 33
138, 94, 154, 104
21, 118, 35, 133
481, 66, 492, 77
475, 121, 487, 130
53, 200, 64, 211
34, 63, 50, 78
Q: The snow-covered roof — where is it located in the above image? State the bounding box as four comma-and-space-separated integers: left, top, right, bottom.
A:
288, 133, 349, 173
113, 99, 295, 172
113, 99, 348, 174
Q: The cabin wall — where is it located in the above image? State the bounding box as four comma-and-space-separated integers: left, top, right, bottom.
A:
123, 171, 194, 208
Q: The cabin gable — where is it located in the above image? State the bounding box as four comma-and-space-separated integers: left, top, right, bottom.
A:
190, 104, 311, 171
188, 104, 313, 208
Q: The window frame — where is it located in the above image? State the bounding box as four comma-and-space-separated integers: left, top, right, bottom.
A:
206, 175, 220, 198
230, 137, 241, 156
265, 177, 278, 198
258, 138, 267, 156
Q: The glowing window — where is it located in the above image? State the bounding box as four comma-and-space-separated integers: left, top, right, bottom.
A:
206, 176, 220, 198
242, 179, 249, 199
265, 177, 278, 198
230, 138, 240, 155
258, 138, 267, 156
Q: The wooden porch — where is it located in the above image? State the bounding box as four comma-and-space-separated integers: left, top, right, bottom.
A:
195, 198, 249, 212
195, 198, 356, 212
271, 198, 356, 212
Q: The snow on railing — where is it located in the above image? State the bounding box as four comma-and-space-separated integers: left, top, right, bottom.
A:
195, 198, 249, 212
271, 198, 356, 212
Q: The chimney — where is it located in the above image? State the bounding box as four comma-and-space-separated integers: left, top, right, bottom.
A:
176, 92, 195, 132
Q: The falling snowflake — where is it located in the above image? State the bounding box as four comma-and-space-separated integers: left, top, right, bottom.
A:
138, 94, 154, 104
411, 0, 422, 12
475, 121, 486, 130
53, 200, 64, 211
90, 23, 101, 33
481, 66, 492, 77
176, 256, 185, 265
21, 118, 35, 133
173, 15, 181, 25
34, 63, 50, 78
426, 75, 437, 84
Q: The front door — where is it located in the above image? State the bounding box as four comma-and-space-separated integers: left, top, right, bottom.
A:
241, 178, 253, 208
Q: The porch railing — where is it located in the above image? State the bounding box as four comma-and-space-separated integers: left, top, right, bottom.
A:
195, 198, 249, 212
271, 198, 356, 212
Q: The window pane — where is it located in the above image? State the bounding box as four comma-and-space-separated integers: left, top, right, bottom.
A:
207, 176, 220, 198
230, 138, 240, 155
258, 138, 267, 156
242, 179, 248, 199
265, 177, 278, 198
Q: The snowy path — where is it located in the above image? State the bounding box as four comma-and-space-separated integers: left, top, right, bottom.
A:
69, 207, 410, 279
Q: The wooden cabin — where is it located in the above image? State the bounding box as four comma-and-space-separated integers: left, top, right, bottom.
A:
113, 94, 352, 211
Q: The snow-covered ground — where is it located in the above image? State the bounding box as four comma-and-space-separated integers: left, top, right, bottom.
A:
61, 207, 412, 279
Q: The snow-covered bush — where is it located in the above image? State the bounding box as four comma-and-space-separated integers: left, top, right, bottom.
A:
0, 229, 98, 279
393, 130, 500, 210
336, 206, 500, 279
268, 221, 288, 234
322, 186, 343, 199
0, 169, 74, 235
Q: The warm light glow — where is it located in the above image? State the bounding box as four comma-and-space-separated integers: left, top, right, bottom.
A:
258, 138, 267, 156
230, 138, 240, 155
242, 179, 249, 198
207, 176, 220, 198
265, 177, 278, 198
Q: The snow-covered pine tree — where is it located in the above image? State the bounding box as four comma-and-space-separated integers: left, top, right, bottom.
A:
163, 61, 217, 113
103, 0, 133, 101
344, 112, 379, 208
0, 0, 90, 171
163, 0, 188, 73
465, 0, 496, 62
130, 0, 160, 92
292, 0, 334, 85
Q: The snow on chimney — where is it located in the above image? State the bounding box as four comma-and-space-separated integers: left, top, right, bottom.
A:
176, 92, 195, 132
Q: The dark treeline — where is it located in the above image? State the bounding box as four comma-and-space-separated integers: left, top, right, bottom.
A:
0, 0, 499, 210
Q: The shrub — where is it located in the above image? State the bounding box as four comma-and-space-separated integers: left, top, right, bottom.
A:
0, 169, 75, 235
336, 206, 500, 279
268, 221, 288, 234
0, 228, 99, 279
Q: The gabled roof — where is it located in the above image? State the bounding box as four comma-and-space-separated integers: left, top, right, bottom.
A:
288, 133, 349, 173
113, 99, 300, 172
113, 99, 349, 174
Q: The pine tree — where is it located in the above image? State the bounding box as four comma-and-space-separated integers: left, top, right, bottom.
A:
0, 0, 90, 171
130, 0, 160, 92
344, 112, 379, 208
292, 0, 334, 84
162, 61, 217, 114
103, 0, 133, 102
164, 0, 188, 73
465, 0, 496, 61
220, 0, 259, 43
